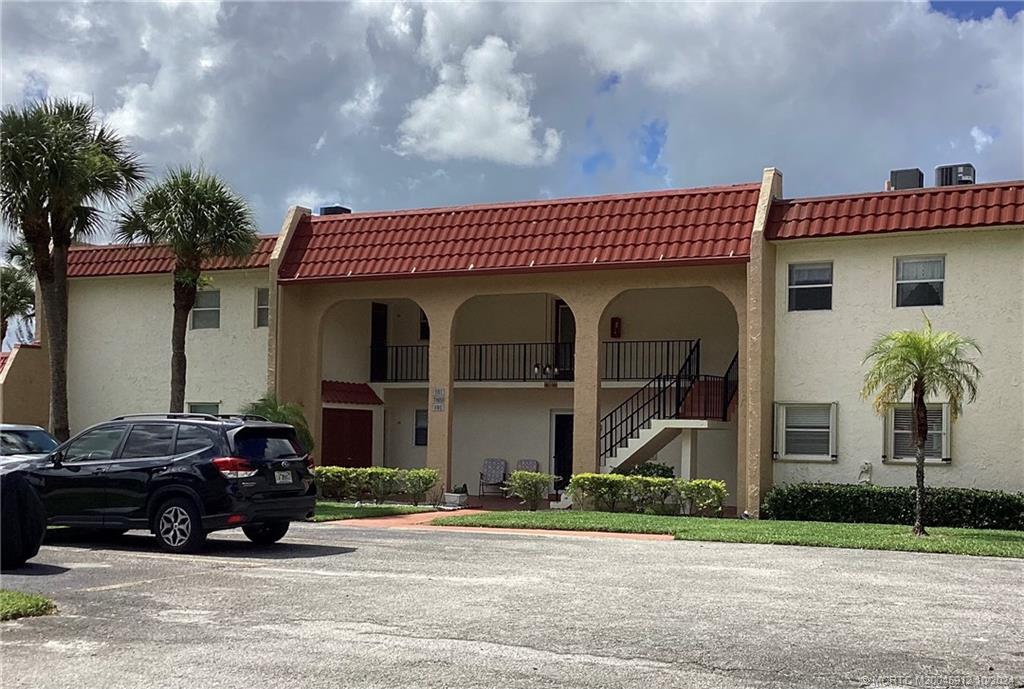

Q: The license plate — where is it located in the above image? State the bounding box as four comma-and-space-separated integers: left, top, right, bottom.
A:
274, 471, 293, 484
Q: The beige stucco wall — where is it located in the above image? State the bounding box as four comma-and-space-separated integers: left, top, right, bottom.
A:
773, 226, 1024, 492
67, 270, 270, 431
0, 344, 49, 427
276, 261, 748, 490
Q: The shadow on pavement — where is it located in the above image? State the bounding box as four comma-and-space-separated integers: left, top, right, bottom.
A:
44, 530, 355, 560
0, 562, 71, 576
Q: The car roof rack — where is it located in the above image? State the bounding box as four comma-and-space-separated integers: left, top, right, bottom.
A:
216, 414, 270, 422
110, 412, 223, 422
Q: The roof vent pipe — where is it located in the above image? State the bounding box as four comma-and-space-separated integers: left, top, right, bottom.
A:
319, 205, 352, 216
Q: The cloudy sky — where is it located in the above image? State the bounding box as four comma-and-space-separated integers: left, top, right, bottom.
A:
1, 1, 1022, 235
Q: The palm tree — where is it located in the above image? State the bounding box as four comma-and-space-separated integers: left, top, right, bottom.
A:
0, 100, 144, 440
1, 265, 35, 345
242, 393, 315, 454
116, 167, 257, 412
861, 316, 981, 536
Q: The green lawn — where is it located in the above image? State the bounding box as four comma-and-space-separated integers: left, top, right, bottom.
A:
0, 590, 56, 622
431, 511, 1024, 558
313, 501, 435, 522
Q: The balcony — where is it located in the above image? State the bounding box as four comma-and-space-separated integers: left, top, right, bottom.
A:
368, 339, 697, 383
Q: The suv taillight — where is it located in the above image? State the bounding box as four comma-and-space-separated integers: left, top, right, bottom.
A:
213, 457, 258, 479
305, 455, 315, 470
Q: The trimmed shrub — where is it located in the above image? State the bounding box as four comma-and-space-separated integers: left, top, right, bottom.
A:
399, 468, 440, 506
505, 471, 555, 511
568, 473, 728, 516
364, 467, 401, 504
681, 479, 728, 517
615, 461, 675, 478
762, 482, 1024, 531
626, 476, 677, 514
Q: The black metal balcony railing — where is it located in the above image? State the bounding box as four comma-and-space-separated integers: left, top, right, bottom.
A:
456, 342, 574, 382
370, 345, 428, 383
368, 339, 696, 383
602, 339, 696, 381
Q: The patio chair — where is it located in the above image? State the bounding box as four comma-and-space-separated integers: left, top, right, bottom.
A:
515, 459, 541, 473
479, 458, 508, 497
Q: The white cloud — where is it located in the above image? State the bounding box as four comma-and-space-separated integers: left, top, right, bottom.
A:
2, 1, 1020, 235
397, 36, 561, 165
339, 78, 382, 130
970, 125, 994, 152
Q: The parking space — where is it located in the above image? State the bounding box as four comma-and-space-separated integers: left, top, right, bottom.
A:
2, 522, 1023, 689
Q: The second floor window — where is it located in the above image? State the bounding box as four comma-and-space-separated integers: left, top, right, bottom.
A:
191, 290, 220, 329
788, 262, 832, 311
255, 287, 270, 328
896, 256, 944, 307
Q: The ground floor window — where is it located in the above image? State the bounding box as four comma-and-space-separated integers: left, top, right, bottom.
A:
414, 409, 428, 446
773, 402, 837, 460
188, 402, 221, 416
887, 403, 949, 461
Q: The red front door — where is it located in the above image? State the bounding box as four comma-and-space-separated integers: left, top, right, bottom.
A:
321, 408, 373, 467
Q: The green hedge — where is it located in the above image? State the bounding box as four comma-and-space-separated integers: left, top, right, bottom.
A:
762, 483, 1024, 531
567, 473, 727, 516
313, 467, 439, 505
505, 471, 556, 511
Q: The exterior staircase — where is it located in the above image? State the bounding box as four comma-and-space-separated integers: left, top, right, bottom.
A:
599, 341, 738, 472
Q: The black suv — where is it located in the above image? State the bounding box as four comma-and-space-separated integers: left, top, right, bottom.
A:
5, 413, 316, 553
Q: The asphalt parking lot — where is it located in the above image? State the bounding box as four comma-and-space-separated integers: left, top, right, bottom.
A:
2, 521, 1022, 689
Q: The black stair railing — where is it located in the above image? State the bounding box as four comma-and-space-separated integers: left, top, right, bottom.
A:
599, 340, 701, 460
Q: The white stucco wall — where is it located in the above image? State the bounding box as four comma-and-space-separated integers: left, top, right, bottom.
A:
67, 270, 270, 432
773, 227, 1024, 492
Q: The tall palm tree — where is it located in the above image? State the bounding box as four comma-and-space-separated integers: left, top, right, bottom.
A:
0, 100, 144, 440
1, 264, 35, 345
116, 167, 257, 412
861, 316, 981, 536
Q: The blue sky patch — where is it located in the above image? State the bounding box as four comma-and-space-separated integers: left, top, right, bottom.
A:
930, 1, 1023, 20
597, 73, 621, 93
581, 149, 615, 176
636, 119, 669, 178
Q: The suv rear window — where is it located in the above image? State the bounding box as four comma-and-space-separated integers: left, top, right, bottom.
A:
232, 428, 302, 460
175, 424, 220, 455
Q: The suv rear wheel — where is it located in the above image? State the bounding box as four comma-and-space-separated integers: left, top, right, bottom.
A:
242, 521, 290, 545
154, 498, 206, 553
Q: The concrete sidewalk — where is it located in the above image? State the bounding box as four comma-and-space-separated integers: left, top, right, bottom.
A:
321, 509, 675, 541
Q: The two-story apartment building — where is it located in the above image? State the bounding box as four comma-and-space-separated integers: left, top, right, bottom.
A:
3, 167, 1021, 515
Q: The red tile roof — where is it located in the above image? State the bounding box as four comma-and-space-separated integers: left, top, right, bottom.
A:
322, 381, 383, 406
0, 352, 8, 374
66, 236, 278, 278
278, 184, 761, 282
767, 181, 1024, 240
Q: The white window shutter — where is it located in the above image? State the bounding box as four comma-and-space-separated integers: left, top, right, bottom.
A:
883, 407, 892, 460
941, 402, 951, 460
773, 403, 783, 458
829, 402, 838, 459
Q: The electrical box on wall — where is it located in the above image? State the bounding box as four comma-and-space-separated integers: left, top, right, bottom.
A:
610, 317, 622, 339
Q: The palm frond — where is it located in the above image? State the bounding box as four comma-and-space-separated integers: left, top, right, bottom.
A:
862, 316, 981, 418
117, 166, 258, 272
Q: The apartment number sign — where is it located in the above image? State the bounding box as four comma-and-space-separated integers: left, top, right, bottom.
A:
431, 387, 446, 412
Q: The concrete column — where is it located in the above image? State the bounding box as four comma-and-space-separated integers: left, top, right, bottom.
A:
743, 167, 782, 516
267, 206, 310, 394
423, 302, 457, 490
566, 298, 608, 476
679, 429, 699, 481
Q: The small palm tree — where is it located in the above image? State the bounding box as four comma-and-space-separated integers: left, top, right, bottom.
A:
1, 99, 144, 439
1, 264, 35, 345
861, 316, 981, 536
242, 393, 315, 454
116, 167, 257, 412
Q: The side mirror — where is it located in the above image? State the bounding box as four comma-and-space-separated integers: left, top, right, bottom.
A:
50, 450, 64, 466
